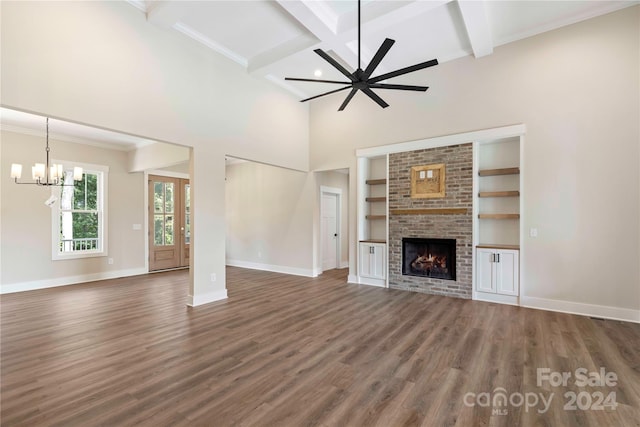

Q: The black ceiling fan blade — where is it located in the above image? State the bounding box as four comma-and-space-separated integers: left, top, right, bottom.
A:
368, 59, 439, 84
338, 88, 358, 111
361, 87, 389, 108
285, 77, 352, 85
363, 38, 395, 79
314, 49, 356, 82
368, 83, 429, 91
300, 86, 351, 103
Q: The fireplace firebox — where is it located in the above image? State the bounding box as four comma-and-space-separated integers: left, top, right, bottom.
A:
402, 238, 456, 280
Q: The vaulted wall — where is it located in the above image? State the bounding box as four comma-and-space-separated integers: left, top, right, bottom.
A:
310, 7, 640, 318
0, 1, 309, 302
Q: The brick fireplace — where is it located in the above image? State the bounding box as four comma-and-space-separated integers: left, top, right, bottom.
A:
388, 143, 472, 299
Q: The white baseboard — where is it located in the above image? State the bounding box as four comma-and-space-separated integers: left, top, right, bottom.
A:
0, 267, 148, 294
521, 296, 640, 324
356, 276, 387, 288
347, 274, 359, 284
226, 259, 315, 278
340, 261, 349, 269
473, 291, 519, 306
187, 289, 228, 307
313, 267, 322, 277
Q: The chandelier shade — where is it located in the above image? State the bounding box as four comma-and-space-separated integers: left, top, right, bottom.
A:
10, 117, 83, 186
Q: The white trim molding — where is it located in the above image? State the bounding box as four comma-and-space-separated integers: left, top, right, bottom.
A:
187, 289, 228, 307
521, 296, 640, 324
226, 259, 316, 278
0, 268, 147, 294
356, 124, 526, 158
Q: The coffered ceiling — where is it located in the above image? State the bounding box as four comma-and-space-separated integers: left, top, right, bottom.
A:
128, 0, 637, 99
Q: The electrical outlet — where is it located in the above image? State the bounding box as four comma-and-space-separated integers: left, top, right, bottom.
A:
132, 224, 142, 230
210, 273, 216, 282
530, 228, 538, 238
108, 258, 114, 265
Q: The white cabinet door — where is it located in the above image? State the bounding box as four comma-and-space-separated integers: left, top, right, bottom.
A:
359, 243, 386, 280
476, 248, 519, 296
495, 250, 519, 296
359, 243, 373, 277
371, 244, 386, 279
476, 248, 496, 293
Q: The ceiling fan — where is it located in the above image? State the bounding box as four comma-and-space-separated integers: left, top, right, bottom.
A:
285, 0, 438, 111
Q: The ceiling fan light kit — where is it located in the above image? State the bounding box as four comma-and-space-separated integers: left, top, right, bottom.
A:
285, 0, 438, 111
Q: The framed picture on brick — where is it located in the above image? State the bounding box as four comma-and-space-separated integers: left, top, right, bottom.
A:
410, 163, 445, 198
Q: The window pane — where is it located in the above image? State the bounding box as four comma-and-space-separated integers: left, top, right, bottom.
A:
154, 215, 164, 245
154, 183, 164, 213
165, 215, 174, 245
185, 184, 190, 214
85, 173, 98, 210
185, 183, 190, 244
185, 214, 190, 244
60, 176, 74, 210
165, 183, 174, 213
73, 175, 87, 210
59, 212, 99, 252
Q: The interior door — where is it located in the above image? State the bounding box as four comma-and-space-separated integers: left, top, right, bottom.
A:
321, 193, 338, 271
149, 175, 189, 271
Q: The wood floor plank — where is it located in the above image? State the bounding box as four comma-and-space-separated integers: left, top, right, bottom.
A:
1, 267, 639, 426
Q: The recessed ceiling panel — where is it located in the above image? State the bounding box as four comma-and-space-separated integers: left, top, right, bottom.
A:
176, 1, 310, 60
361, 2, 470, 78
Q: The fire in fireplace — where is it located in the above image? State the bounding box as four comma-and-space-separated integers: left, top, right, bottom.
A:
402, 238, 456, 280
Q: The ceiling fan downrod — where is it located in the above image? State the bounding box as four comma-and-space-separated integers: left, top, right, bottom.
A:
285, 0, 438, 111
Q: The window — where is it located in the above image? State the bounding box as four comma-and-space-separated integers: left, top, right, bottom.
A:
51, 162, 108, 260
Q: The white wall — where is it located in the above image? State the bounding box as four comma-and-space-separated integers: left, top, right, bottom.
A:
225, 161, 315, 276
128, 142, 190, 173
1, 130, 145, 290
310, 7, 640, 319
0, 1, 309, 304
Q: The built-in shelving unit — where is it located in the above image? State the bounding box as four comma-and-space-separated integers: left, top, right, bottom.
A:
478, 213, 520, 219
478, 167, 520, 177
356, 156, 388, 287
366, 215, 386, 220
474, 136, 522, 305
366, 178, 387, 185
478, 191, 519, 198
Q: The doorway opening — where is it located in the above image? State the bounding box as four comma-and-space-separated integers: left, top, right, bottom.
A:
321, 188, 341, 271
317, 168, 349, 274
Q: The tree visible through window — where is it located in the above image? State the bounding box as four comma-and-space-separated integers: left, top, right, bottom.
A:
52, 162, 108, 260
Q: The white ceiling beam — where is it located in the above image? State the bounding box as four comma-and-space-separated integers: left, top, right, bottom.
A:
276, 0, 337, 41
247, 33, 318, 75
145, 1, 183, 28
337, 0, 451, 71
457, 0, 493, 58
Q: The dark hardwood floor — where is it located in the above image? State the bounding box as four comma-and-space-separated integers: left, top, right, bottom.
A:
1, 267, 639, 426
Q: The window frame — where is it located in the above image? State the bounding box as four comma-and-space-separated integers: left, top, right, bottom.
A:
51, 161, 109, 261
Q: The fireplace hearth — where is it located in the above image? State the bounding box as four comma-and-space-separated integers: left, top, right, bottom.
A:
402, 238, 456, 280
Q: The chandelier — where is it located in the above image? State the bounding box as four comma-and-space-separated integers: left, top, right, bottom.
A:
10, 117, 83, 186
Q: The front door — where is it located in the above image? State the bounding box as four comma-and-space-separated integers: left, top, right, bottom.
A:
149, 175, 190, 271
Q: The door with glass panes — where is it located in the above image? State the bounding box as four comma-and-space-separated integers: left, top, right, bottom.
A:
149, 175, 190, 271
